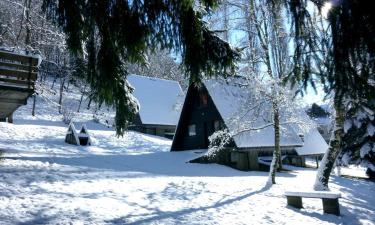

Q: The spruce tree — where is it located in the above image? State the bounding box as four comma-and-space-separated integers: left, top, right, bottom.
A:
307, 103, 329, 118
273, 0, 375, 189
42, 0, 240, 135
339, 99, 375, 180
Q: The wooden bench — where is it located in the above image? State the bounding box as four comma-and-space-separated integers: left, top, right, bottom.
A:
284, 191, 341, 215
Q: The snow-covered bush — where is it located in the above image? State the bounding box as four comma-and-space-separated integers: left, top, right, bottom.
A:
61, 106, 75, 124
339, 99, 375, 179
207, 129, 231, 159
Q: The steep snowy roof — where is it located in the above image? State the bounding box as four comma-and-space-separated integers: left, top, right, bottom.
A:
313, 116, 331, 126
295, 128, 328, 155
203, 78, 329, 155
203, 79, 303, 148
128, 74, 184, 126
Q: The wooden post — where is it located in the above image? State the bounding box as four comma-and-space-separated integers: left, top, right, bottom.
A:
286, 196, 303, 208
322, 198, 340, 215
32, 94, 36, 116
8, 113, 13, 123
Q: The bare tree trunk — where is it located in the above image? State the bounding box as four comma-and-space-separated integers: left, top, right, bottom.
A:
77, 85, 87, 112
31, 94, 36, 116
314, 102, 345, 190
268, 104, 281, 185
25, 0, 32, 50
51, 76, 57, 89
58, 77, 65, 113
66, 79, 70, 91
223, 0, 229, 42
87, 97, 93, 110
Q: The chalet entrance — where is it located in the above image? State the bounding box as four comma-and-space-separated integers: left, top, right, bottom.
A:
203, 122, 209, 148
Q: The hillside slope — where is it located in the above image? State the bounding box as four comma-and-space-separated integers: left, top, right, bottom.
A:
0, 81, 374, 225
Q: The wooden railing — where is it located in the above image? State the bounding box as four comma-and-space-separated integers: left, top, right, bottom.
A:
0, 49, 39, 91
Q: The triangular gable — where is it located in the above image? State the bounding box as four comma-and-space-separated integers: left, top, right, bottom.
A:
65, 122, 80, 145
79, 124, 92, 145
295, 128, 328, 155
203, 79, 303, 148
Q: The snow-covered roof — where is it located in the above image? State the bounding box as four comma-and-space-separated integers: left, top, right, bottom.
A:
295, 128, 328, 155
203, 79, 303, 148
203, 78, 328, 154
128, 74, 184, 126
313, 116, 331, 126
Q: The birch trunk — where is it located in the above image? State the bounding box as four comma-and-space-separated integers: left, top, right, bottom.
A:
268, 104, 281, 185
58, 77, 65, 114
314, 102, 345, 190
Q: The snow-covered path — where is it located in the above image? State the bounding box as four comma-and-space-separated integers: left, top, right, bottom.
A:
0, 97, 374, 224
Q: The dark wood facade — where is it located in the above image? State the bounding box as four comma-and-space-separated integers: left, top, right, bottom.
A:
129, 113, 177, 139
171, 84, 229, 150
0, 50, 38, 121
171, 83, 306, 171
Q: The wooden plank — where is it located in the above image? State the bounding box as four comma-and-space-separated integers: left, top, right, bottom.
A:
0, 61, 38, 72
0, 77, 35, 86
0, 68, 37, 80
0, 98, 27, 105
284, 191, 341, 199
0, 50, 39, 66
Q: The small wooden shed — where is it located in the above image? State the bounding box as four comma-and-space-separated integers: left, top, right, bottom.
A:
127, 75, 184, 139
65, 122, 92, 146
0, 49, 39, 121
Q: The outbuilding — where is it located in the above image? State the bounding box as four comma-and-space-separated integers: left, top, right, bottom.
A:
171, 78, 328, 170
128, 74, 184, 139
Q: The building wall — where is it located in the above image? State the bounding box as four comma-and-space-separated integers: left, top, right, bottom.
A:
129, 112, 176, 139
171, 85, 228, 150
129, 124, 176, 139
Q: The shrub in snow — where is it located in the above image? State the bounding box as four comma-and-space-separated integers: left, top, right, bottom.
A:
207, 129, 232, 159
62, 106, 75, 124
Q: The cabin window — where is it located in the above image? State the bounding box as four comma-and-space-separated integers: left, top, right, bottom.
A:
188, 124, 196, 136
198, 91, 208, 107
214, 120, 221, 131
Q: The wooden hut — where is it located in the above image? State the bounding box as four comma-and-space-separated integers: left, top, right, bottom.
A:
171, 78, 328, 171
127, 74, 184, 139
0, 49, 39, 121
65, 123, 92, 146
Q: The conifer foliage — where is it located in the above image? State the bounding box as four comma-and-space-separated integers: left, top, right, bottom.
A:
42, 0, 240, 135
274, 0, 375, 188
340, 99, 375, 179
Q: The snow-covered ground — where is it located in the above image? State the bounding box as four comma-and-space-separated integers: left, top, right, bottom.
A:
0, 82, 374, 225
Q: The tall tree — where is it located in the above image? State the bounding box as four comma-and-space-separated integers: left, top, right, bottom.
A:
207, 0, 301, 184
41, 0, 240, 135
277, 0, 375, 190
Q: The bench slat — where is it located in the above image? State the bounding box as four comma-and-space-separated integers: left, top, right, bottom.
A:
285, 191, 341, 199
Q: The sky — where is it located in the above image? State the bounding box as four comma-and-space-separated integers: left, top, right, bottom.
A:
302, 85, 327, 106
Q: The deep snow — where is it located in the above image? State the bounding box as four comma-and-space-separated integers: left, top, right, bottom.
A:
0, 81, 374, 225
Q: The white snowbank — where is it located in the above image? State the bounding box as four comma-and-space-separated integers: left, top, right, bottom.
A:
0, 79, 374, 225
